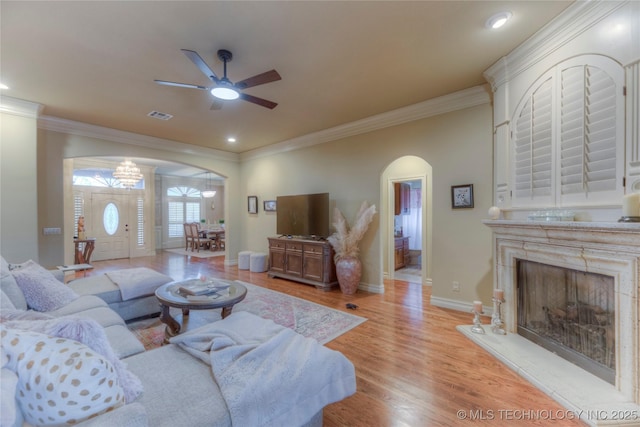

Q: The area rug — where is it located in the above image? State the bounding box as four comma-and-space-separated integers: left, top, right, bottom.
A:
165, 248, 225, 258
127, 280, 366, 349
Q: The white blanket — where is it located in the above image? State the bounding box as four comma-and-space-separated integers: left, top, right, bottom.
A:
170, 311, 356, 427
105, 268, 172, 301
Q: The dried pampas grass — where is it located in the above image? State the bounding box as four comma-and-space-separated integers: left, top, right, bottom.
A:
328, 201, 377, 259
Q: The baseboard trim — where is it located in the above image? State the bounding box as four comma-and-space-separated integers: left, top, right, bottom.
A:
358, 282, 384, 294
430, 296, 492, 316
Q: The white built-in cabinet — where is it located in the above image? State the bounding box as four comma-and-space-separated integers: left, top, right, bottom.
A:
510, 55, 625, 208
485, 1, 640, 214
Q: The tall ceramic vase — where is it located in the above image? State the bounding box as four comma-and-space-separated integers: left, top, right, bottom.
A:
335, 256, 361, 295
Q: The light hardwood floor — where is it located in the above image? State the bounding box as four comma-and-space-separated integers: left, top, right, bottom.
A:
88, 252, 586, 426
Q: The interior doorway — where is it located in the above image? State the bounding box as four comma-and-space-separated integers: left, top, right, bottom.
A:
380, 156, 432, 285
393, 179, 423, 282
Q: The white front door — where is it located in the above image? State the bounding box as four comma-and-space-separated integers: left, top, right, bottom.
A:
90, 193, 130, 261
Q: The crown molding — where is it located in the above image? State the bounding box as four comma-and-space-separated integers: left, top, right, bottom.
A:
14, 84, 490, 163
484, 0, 627, 90
38, 115, 240, 163
241, 84, 491, 161
0, 96, 43, 118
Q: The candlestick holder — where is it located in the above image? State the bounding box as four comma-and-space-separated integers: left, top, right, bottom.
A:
471, 309, 485, 334
491, 297, 506, 335
618, 216, 640, 223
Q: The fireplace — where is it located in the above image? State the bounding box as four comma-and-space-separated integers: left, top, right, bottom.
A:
459, 220, 640, 426
517, 259, 615, 384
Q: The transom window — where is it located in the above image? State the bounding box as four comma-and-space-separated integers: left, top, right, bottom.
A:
73, 168, 145, 189
167, 186, 201, 198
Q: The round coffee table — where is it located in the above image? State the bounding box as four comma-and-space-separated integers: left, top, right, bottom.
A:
155, 279, 247, 342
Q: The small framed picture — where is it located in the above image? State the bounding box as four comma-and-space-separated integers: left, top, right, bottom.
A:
248, 196, 258, 214
263, 200, 277, 212
451, 184, 474, 209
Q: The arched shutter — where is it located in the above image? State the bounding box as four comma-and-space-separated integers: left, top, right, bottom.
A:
510, 55, 623, 208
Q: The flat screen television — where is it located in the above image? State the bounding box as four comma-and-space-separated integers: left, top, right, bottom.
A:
276, 193, 330, 238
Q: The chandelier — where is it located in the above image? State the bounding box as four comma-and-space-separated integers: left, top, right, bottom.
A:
113, 159, 143, 189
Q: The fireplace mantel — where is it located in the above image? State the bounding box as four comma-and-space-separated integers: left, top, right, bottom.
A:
482, 220, 640, 250
458, 220, 640, 426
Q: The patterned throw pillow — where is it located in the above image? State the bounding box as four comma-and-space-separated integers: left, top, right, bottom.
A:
10, 260, 78, 312
1, 326, 125, 426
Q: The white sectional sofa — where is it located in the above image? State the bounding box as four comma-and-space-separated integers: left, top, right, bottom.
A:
0, 257, 356, 427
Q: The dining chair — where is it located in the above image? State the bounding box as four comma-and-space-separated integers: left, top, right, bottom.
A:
184, 223, 195, 251
190, 223, 210, 252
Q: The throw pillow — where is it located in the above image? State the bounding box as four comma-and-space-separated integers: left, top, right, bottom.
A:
1, 326, 125, 426
1, 289, 16, 311
1, 270, 27, 311
10, 260, 78, 312
1, 317, 142, 404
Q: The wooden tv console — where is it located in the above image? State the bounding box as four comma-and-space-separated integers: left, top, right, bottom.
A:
267, 237, 337, 290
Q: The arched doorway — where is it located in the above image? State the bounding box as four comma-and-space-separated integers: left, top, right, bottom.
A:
381, 156, 432, 285
63, 156, 226, 263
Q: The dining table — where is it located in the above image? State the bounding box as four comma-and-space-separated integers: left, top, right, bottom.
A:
199, 229, 225, 250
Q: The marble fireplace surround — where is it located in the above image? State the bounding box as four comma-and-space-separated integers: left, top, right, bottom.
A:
460, 220, 640, 426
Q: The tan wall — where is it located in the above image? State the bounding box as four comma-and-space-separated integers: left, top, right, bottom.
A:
240, 103, 495, 304
2, 100, 494, 307
1, 112, 39, 262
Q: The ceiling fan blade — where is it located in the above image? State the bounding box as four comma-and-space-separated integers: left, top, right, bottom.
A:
234, 70, 281, 89
154, 80, 208, 90
239, 93, 278, 109
210, 99, 223, 110
181, 49, 219, 83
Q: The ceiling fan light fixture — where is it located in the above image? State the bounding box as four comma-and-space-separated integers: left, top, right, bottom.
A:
486, 11, 512, 29
211, 86, 239, 100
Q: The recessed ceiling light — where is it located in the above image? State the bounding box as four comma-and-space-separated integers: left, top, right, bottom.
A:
486, 11, 512, 29
227, 137, 237, 143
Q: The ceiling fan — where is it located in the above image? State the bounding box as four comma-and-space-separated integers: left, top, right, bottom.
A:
155, 49, 281, 109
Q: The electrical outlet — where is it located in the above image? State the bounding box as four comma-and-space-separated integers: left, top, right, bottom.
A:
452, 281, 460, 292
43, 227, 62, 235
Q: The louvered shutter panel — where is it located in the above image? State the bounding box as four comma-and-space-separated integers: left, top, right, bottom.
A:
560, 65, 618, 199
558, 56, 623, 206
185, 202, 200, 223
512, 77, 553, 206
168, 202, 184, 238
136, 197, 145, 246
510, 55, 623, 209
74, 192, 84, 236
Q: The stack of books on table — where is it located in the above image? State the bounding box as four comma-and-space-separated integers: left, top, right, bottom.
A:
178, 280, 231, 296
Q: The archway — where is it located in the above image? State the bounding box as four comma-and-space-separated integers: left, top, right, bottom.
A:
380, 156, 432, 285
63, 156, 227, 264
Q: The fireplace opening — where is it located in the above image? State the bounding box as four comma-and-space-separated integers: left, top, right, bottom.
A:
517, 259, 615, 384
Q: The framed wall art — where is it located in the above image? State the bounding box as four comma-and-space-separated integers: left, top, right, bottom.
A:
451, 184, 474, 209
263, 200, 277, 212
248, 196, 258, 214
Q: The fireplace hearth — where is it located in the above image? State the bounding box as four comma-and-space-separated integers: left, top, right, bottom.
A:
459, 220, 640, 426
